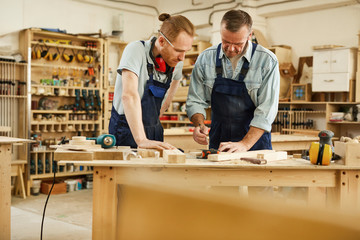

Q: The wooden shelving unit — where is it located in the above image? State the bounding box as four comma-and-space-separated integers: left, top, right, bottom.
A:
273, 101, 360, 138
161, 41, 211, 129
29, 150, 92, 180
0, 61, 28, 162
19, 28, 105, 193
102, 38, 127, 133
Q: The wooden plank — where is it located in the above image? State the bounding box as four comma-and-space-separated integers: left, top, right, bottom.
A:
93, 150, 124, 160
93, 167, 117, 240
257, 151, 288, 161
163, 149, 186, 163
54, 149, 94, 161
137, 148, 160, 158
207, 150, 275, 162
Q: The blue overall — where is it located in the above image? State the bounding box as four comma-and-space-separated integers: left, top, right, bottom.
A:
109, 41, 172, 147
209, 43, 272, 150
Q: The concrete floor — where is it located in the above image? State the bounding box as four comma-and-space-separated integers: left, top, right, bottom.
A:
11, 189, 92, 240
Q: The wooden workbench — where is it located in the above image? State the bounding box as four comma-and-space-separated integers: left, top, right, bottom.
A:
164, 132, 321, 152
0, 137, 32, 240
57, 153, 360, 240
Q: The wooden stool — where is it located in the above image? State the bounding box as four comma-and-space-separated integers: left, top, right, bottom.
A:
11, 160, 27, 199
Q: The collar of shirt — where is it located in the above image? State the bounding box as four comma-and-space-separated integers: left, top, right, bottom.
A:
218, 40, 253, 63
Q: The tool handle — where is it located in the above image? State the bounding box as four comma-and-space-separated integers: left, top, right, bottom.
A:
240, 157, 267, 165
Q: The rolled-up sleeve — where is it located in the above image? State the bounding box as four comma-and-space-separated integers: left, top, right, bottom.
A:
250, 57, 279, 132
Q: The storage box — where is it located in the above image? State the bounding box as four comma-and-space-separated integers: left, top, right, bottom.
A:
41, 180, 67, 195
334, 141, 360, 166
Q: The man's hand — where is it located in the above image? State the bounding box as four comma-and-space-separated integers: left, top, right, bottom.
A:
218, 141, 249, 153
137, 138, 176, 150
193, 124, 209, 145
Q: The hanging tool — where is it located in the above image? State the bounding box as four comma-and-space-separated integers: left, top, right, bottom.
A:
87, 134, 116, 148
309, 130, 334, 166
94, 90, 101, 111
73, 89, 81, 111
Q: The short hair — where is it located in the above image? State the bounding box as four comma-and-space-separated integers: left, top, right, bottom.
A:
158, 13, 195, 41
221, 10, 253, 33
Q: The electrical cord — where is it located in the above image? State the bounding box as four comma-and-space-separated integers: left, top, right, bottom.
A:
40, 136, 66, 240
40, 160, 57, 240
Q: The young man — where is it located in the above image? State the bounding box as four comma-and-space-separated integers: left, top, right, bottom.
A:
186, 10, 279, 153
109, 13, 195, 150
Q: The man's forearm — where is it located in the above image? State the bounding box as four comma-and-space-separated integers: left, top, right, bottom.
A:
190, 113, 206, 127
122, 94, 146, 144
240, 126, 265, 150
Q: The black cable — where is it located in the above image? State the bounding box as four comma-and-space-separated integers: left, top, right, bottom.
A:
40, 160, 57, 240
40, 138, 65, 240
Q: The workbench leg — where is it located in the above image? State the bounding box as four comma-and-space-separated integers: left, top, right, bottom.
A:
93, 167, 117, 240
337, 170, 360, 212
0, 144, 12, 240
307, 187, 326, 208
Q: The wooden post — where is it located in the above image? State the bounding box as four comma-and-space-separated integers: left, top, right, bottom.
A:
0, 143, 12, 240
93, 167, 117, 240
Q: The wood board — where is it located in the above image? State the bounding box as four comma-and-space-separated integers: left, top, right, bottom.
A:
163, 149, 186, 163
207, 150, 287, 162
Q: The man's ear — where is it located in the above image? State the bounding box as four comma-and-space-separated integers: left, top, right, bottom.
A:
248, 32, 252, 41
158, 36, 166, 47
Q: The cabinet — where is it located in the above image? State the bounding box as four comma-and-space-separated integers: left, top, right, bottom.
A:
19, 28, 104, 186
313, 48, 357, 92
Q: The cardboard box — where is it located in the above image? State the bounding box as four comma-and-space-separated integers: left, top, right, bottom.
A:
41, 180, 67, 195
334, 141, 360, 166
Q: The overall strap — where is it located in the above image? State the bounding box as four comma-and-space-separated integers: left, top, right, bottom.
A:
140, 40, 155, 80
215, 44, 222, 78
238, 42, 257, 82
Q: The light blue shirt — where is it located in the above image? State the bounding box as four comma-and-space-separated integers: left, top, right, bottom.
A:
186, 41, 279, 132
113, 37, 183, 115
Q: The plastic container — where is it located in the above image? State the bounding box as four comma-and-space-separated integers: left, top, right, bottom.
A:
31, 180, 42, 195
65, 180, 77, 192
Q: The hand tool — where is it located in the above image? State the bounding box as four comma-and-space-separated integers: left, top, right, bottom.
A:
87, 134, 116, 148
73, 89, 81, 111
198, 148, 219, 159
95, 90, 101, 111
240, 157, 267, 165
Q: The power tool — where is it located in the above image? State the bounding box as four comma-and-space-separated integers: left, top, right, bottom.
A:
309, 130, 334, 166
87, 134, 116, 148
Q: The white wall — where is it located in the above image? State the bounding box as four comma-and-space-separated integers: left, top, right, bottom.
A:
0, 0, 158, 53
1, 0, 359, 67
266, 5, 360, 67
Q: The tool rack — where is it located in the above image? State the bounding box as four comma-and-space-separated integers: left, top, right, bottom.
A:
19, 28, 108, 192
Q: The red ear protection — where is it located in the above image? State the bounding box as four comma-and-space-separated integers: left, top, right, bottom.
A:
150, 38, 174, 74
154, 56, 171, 73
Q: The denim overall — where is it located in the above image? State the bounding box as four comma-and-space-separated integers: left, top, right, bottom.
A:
109, 41, 172, 147
209, 43, 272, 150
